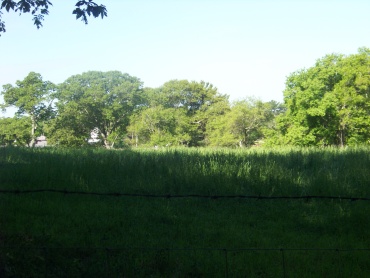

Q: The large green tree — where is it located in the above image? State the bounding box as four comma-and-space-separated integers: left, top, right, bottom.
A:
127, 106, 191, 147
135, 80, 229, 146
278, 48, 370, 146
1, 72, 55, 146
157, 80, 229, 146
0, 0, 107, 35
126, 80, 230, 147
206, 98, 278, 147
50, 71, 143, 148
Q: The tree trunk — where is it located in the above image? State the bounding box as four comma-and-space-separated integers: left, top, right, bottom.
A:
104, 140, 111, 149
338, 129, 345, 147
101, 130, 111, 149
30, 115, 36, 147
110, 134, 119, 149
238, 140, 243, 148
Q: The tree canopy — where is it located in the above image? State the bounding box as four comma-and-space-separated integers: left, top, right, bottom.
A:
3, 49, 370, 148
128, 80, 230, 147
0, 0, 107, 35
1, 71, 55, 146
48, 71, 143, 148
206, 99, 281, 147
276, 48, 370, 146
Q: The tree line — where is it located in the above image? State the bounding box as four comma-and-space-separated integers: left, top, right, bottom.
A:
1, 48, 370, 148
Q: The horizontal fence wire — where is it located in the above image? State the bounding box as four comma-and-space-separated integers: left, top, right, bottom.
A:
2, 246, 370, 252
0, 189, 369, 201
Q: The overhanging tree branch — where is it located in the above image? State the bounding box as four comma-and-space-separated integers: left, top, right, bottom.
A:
0, 0, 107, 36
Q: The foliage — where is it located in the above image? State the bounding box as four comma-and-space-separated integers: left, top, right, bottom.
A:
127, 105, 192, 147
45, 101, 90, 147
4, 48, 370, 149
1, 72, 55, 146
49, 71, 143, 148
206, 98, 281, 147
0, 116, 31, 145
127, 80, 230, 147
277, 48, 370, 146
155, 80, 224, 113
0, 0, 107, 35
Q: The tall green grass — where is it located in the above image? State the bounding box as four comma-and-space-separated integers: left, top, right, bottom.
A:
1, 146, 369, 196
0, 146, 369, 277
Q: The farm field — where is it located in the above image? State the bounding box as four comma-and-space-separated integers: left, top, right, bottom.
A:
0, 146, 370, 277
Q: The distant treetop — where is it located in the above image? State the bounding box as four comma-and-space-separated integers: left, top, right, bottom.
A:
0, 0, 107, 36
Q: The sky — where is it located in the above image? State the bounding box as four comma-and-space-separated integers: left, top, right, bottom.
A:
1, 0, 370, 117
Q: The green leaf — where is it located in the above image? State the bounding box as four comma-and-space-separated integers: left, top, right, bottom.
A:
1, 0, 16, 12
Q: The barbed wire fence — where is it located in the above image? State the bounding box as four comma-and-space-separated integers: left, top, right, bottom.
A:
1, 189, 370, 201
1, 189, 370, 277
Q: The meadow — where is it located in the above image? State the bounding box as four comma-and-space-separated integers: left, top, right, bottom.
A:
0, 146, 370, 277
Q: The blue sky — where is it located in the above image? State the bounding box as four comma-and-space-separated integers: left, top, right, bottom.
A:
1, 0, 370, 117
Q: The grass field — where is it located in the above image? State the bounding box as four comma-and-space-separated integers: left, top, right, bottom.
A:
0, 146, 369, 277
